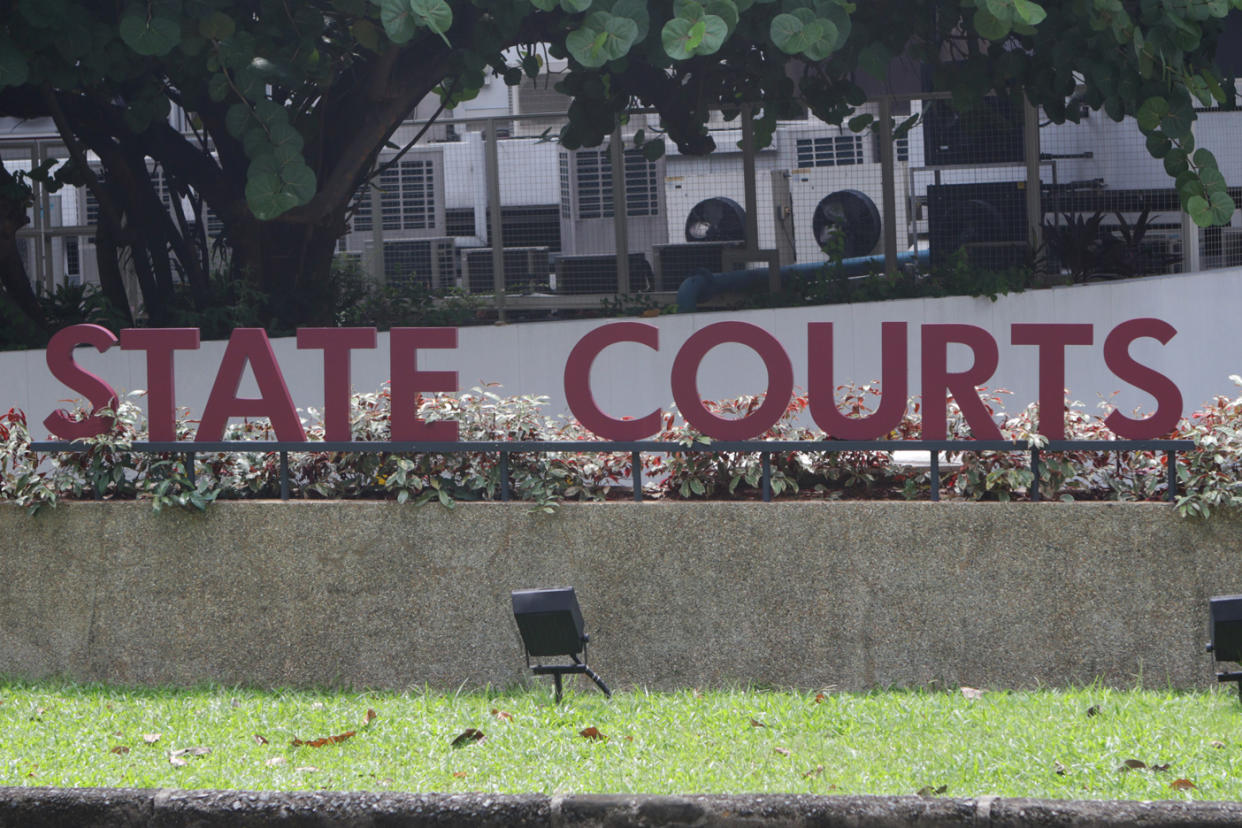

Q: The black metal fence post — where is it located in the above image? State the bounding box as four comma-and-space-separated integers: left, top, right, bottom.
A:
500, 451, 510, 502
1166, 449, 1178, 502
929, 451, 940, 502
761, 453, 772, 502
1030, 447, 1041, 502
631, 451, 643, 502
279, 451, 289, 500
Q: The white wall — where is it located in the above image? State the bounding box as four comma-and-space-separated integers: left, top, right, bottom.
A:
5, 267, 1241, 435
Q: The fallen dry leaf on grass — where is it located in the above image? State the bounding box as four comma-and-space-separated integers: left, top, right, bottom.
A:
917, 785, 948, 797
813, 693, 827, 704
1119, 759, 1147, 771
579, 726, 607, 741
749, 718, 767, 728
960, 687, 985, 700
803, 765, 824, 778
450, 728, 485, 748
1171, 778, 1196, 791
491, 709, 514, 722
265, 757, 286, 767
109, 746, 129, 755
1086, 705, 1101, 717
774, 747, 791, 757
253, 734, 269, 746
292, 731, 355, 748
1054, 761, 1067, 776
1211, 740, 1226, 749
168, 746, 212, 765
452, 771, 468, 779
363, 709, 378, 726
142, 734, 161, 745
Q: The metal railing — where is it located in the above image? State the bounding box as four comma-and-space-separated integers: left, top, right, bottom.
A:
30, 439, 1195, 503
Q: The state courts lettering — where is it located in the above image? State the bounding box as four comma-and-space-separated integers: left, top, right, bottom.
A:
41, 318, 1182, 443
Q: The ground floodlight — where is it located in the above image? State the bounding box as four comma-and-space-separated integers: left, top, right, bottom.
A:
1207, 594, 1242, 701
512, 587, 611, 703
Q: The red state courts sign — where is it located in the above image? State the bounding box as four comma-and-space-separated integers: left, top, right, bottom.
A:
41, 318, 1182, 444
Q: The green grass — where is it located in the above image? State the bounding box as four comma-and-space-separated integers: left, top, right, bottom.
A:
0, 680, 1240, 799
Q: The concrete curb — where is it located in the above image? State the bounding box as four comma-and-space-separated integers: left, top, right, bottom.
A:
3, 789, 1242, 827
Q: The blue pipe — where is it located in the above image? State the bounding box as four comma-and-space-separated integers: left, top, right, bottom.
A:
675, 248, 930, 313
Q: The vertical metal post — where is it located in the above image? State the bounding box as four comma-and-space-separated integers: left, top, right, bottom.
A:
369, 169, 384, 285
878, 96, 898, 278
1166, 450, 1178, 502
1182, 118, 1201, 273
500, 451, 510, 501
1023, 97, 1043, 262
761, 452, 772, 502
929, 451, 940, 502
485, 118, 507, 322
740, 103, 760, 254
631, 451, 643, 502
1030, 447, 1041, 502
184, 452, 195, 486
279, 451, 289, 500
610, 124, 631, 295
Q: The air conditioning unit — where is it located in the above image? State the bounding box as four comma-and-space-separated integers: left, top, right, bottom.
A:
367, 236, 457, 289
921, 96, 1025, 167
554, 252, 653, 294
664, 171, 780, 249
776, 164, 910, 263
558, 146, 668, 259
653, 241, 744, 290
926, 181, 1029, 270
460, 246, 551, 293
342, 147, 448, 250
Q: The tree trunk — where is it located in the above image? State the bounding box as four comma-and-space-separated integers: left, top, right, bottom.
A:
230, 215, 343, 329
0, 166, 47, 335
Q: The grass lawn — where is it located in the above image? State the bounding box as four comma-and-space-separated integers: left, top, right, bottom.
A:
0, 680, 1239, 800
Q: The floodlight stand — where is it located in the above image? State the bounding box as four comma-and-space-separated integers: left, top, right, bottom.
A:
1216, 670, 1242, 703
529, 654, 611, 703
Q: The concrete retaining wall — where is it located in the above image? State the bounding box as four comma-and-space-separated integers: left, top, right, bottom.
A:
5, 789, 1242, 828
1, 501, 1238, 691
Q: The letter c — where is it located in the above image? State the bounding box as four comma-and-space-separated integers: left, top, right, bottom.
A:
564, 323, 661, 440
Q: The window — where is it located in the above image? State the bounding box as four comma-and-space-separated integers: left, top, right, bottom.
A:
795, 135, 864, 167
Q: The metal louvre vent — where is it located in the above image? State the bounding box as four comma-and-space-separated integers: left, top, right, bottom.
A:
381, 160, 436, 231
559, 154, 572, 219
795, 136, 863, 167
573, 149, 660, 220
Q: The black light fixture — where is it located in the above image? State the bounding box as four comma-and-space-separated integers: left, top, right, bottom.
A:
511, 587, 611, 703
1207, 594, 1242, 701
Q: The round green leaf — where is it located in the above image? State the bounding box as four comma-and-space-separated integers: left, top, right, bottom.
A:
1012, 0, 1047, 25
1135, 96, 1169, 132
380, 0, 417, 43
561, 0, 593, 11
119, 11, 182, 56
198, 11, 236, 41
207, 72, 230, 103
973, 8, 1011, 40
245, 171, 300, 221
610, 0, 651, 40
225, 102, 253, 139
1144, 131, 1171, 158
674, 0, 705, 20
410, 0, 453, 36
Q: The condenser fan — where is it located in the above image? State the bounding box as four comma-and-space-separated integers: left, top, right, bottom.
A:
684, 196, 746, 243
811, 189, 882, 258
